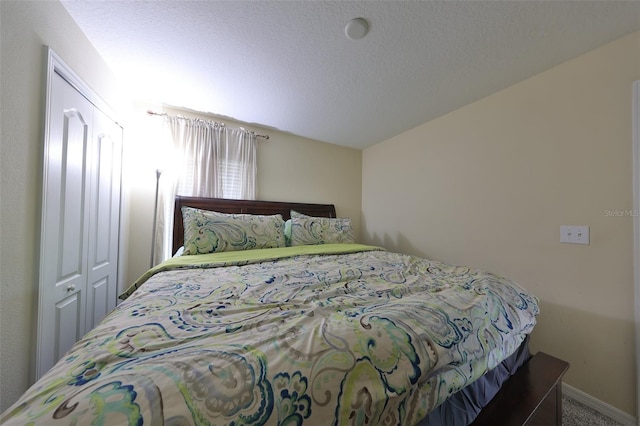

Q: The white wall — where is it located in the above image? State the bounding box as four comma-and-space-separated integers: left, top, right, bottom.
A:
362, 31, 640, 416
0, 0, 122, 411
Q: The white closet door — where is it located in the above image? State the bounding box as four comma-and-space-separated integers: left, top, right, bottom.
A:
85, 109, 122, 330
36, 71, 93, 378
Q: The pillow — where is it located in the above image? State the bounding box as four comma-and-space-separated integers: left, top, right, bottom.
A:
284, 219, 292, 247
289, 210, 356, 246
182, 207, 285, 255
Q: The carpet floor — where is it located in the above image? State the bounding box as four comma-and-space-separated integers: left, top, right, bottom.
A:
563, 396, 624, 426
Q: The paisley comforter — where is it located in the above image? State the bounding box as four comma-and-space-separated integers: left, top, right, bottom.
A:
1, 244, 539, 425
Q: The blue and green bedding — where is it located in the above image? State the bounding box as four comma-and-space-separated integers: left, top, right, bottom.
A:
0, 244, 538, 425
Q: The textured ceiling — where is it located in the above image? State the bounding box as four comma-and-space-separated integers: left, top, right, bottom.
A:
61, 0, 640, 149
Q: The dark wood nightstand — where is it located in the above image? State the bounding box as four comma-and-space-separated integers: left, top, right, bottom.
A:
472, 352, 570, 426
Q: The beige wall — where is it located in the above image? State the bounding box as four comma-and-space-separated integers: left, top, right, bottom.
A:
123, 104, 362, 292
363, 31, 640, 415
0, 1, 122, 411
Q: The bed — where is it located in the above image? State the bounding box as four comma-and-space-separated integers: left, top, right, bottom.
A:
1, 196, 546, 425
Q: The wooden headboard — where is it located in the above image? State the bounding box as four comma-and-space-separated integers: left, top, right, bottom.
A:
173, 196, 337, 254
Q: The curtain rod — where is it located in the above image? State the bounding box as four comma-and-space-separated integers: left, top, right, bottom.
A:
147, 110, 269, 140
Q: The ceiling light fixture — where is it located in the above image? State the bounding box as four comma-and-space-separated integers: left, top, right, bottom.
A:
345, 18, 369, 40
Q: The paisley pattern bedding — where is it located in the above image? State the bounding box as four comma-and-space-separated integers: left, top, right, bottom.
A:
182, 207, 286, 255
0, 244, 539, 425
289, 210, 356, 246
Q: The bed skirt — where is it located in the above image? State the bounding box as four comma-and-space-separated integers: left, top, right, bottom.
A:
417, 335, 532, 426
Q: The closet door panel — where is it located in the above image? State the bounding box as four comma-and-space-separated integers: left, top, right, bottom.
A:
54, 293, 83, 361
86, 109, 122, 330
37, 72, 93, 378
89, 277, 109, 327
37, 49, 123, 380
58, 108, 88, 279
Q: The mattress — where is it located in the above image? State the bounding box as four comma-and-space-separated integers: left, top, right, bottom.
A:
1, 244, 539, 425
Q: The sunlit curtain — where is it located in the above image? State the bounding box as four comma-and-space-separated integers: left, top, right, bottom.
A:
152, 116, 257, 265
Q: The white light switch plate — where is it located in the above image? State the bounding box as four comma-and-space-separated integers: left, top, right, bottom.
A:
560, 225, 589, 245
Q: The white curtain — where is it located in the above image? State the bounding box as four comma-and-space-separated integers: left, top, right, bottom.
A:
152, 115, 257, 265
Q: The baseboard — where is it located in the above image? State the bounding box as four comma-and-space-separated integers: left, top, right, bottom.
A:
563, 383, 637, 426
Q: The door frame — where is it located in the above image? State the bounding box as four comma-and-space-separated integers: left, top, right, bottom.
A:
633, 80, 640, 424
34, 48, 123, 381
